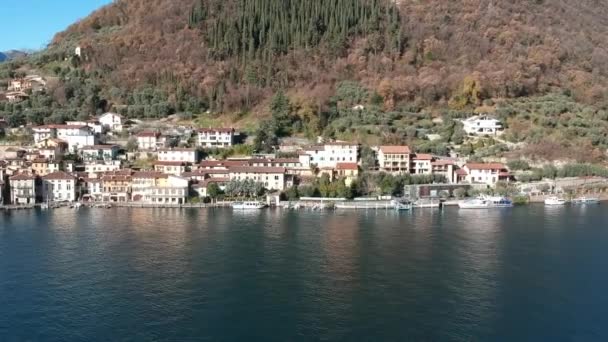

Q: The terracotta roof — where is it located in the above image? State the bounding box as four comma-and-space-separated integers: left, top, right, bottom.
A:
132, 171, 168, 179
82, 145, 119, 150
228, 166, 286, 174
336, 163, 359, 170
10, 173, 36, 180
201, 177, 230, 186
32, 158, 49, 163
154, 161, 187, 166
101, 174, 132, 181
181, 171, 208, 177
413, 153, 434, 160
465, 163, 507, 170
199, 160, 249, 168
270, 158, 300, 163
431, 160, 454, 166
43, 171, 76, 181
379, 145, 411, 154
455, 169, 468, 176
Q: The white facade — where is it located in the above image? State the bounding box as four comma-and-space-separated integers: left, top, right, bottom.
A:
56, 126, 97, 152
462, 163, 510, 186
42, 172, 77, 202
10, 175, 37, 204
228, 167, 286, 191
136, 132, 167, 150
158, 148, 198, 163
32, 127, 54, 144
303, 143, 359, 169
462, 116, 503, 136
411, 154, 433, 175
99, 113, 123, 132
67, 120, 103, 134
85, 180, 103, 201
198, 128, 235, 148
84, 161, 122, 177
143, 175, 189, 204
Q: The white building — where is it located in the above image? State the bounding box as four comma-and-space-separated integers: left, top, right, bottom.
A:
143, 175, 189, 204
157, 148, 199, 163
228, 166, 287, 191
459, 163, 511, 186
136, 131, 164, 150
33, 125, 97, 150
462, 115, 503, 136
302, 142, 359, 169
154, 161, 188, 176
198, 128, 235, 148
42, 171, 77, 202
9, 174, 38, 204
66, 120, 103, 134
81, 145, 120, 161
32, 126, 55, 144
375, 146, 411, 173
131, 171, 167, 202
99, 113, 123, 132
56, 125, 97, 152
84, 160, 122, 177
411, 154, 434, 175
82, 178, 103, 202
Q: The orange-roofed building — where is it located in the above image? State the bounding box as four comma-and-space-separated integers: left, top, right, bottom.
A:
461, 163, 511, 185
376, 145, 411, 174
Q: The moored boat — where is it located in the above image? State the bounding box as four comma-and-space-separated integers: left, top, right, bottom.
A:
544, 196, 567, 206
392, 199, 413, 211
458, 195, 513, 209
571, 196, 600, 204
231, 201, 267, 209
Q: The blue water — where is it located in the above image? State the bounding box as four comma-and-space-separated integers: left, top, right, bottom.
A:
1, 205, 607, 341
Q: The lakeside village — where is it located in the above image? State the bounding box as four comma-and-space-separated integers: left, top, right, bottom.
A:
1, 78, 608, 211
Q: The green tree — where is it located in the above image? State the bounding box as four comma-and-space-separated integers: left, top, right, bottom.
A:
207, 183, 222, 199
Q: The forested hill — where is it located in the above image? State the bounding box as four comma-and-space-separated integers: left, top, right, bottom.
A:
37, 0, 608, 113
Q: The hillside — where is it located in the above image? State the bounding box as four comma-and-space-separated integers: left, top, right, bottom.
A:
0, 53, 6, 62
1, 0, 608, 161
46, 0, 608, 108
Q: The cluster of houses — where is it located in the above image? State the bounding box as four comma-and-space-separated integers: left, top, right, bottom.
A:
0, 111, 513, 205
0, 75, 47, 103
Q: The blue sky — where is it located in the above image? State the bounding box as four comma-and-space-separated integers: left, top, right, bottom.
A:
0, 0, 112, 51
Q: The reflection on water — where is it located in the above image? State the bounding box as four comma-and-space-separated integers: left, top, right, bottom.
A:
1, 205, 608, 341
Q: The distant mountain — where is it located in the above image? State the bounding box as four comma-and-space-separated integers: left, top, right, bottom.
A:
0, 50, 28, 62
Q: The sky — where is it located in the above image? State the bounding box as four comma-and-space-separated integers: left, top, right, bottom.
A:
0, 0, 112, 52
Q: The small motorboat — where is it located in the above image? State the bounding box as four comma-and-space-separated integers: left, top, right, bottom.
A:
392, 199, 413, 211
231, 201, 267, 209
571, 196, 600, 204
544, 196, 567, 206
458, 195, 513, 209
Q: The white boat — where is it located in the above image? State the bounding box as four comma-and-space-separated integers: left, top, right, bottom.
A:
544, 196, 567, 206
231, 201, 267, 209
571, 196, 600, 204
414, 199, 441, 209
458, 195, 513, 209
392, 199, 413, 211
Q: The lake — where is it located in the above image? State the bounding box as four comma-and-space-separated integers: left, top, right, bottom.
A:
1, 205, 607, 341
